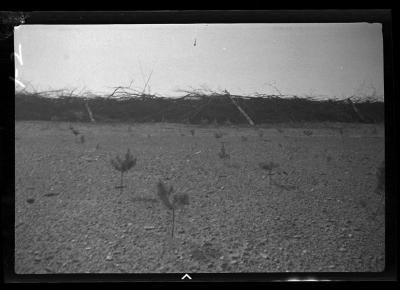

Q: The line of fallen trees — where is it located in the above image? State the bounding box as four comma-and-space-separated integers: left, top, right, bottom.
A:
15, 90, 384, 124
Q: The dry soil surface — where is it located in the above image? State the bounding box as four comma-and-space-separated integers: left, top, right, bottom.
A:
15, 121, 385, 273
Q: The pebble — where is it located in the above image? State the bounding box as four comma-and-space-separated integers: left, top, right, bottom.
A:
26, 198, 35, 204
106, 254, 113, 261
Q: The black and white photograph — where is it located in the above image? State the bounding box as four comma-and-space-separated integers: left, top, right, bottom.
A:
12, 13, 389, 277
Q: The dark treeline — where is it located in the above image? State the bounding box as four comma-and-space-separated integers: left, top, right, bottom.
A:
15, 92, 384, 124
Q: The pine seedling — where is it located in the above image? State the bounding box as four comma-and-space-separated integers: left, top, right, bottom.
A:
214, 132, 223, 139
190, 129, 195, 136
80, 135, 85, 144
259, 161, 280, 188
218, 142, 230, 160
69, 125, 80, 136
375, 160, 385, 195
69, 124, 80, 142
156, 180, 189, 238
303, 130, 313, 136
110, 149, 137, 195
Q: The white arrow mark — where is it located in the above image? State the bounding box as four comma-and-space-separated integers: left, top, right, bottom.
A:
181, 274, 192, 280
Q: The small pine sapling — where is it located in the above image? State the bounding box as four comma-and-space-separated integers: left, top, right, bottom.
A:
259, 161, 280, 188
190, 129, 195, 136
218, 142, 230, 160
214, 132, 223, 139
110, 149, 137, 195
157, 180, 189, 238
80, 135, 85, 144
303, 130, 313, 136
376, 160, 385, 195
69, 124, 80, 142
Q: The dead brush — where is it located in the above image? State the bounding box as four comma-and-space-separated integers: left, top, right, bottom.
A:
110, 149, 137, 195
156, 180, 189, 238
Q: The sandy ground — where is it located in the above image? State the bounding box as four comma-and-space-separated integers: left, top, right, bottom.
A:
15, 121, 385, 273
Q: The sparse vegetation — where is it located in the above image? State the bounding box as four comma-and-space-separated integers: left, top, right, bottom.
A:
110, 149, 137, 195
15, 120, 385, 273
